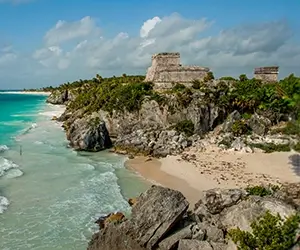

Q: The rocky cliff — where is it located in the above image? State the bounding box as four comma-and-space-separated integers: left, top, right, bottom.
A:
48, 74, 300, 156
88, 184, 300, 250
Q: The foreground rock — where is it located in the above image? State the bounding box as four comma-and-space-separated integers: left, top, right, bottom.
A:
88, 185, 300, 250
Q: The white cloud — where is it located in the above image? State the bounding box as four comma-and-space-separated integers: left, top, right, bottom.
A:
140, 16, 161, 38
44, 16, 100, 46
1, 13, 300, 89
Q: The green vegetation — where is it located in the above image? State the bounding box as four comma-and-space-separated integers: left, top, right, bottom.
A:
219, 76, 237, 81
173, 120, 194, 137
245, 184, 279, 197
66, 75, 154, 114
228, 211, 300, 250
44, 72, 300, 143
250, 142, 291, 153
231, 120, 251, 136
203, 71, 215, 82
271, 121, 300, 135
172, 83, 186, 92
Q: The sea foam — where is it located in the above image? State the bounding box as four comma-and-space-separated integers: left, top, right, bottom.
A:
0, 157, 22, 178
0, 145, 9, 152
0, 196, 10, 214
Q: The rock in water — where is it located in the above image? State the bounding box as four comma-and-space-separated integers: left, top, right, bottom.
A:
88, 186, 299, 250
88, 185, 189, 250
67, 115, 112, 151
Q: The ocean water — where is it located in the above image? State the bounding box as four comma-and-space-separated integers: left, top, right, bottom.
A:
0, 92, 149, 250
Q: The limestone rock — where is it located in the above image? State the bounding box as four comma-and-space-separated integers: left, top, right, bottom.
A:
158, 224, 194, 250
88, 185, 189, 250
220, 196, 296, 232
274, 182, 300, 209
129, 185, 189, 248
203, 188, 247, 214
67, 114, 112, 151
248, 113, 271, 135
178, 239, 213, 250
222, 111, 241, 133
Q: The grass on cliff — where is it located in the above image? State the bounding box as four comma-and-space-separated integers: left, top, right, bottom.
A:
50, 73, 300, 139
66, 75, 156, 114
228, 211, 300, 250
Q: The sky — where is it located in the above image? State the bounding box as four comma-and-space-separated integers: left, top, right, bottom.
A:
0, 0, 300, 89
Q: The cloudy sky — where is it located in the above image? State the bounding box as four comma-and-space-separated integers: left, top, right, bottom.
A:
0, 0, 299, 89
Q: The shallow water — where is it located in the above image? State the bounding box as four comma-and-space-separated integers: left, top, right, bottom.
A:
0, 93, 149, 250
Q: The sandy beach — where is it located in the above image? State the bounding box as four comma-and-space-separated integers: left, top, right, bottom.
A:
126, 148, 300, 207
0, 91, 51, 96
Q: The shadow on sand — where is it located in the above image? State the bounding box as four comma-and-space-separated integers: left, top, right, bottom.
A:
289, 154, 300, 176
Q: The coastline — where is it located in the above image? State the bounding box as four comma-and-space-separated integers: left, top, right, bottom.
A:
0, 91, 51, 96
125, 149, 300, 206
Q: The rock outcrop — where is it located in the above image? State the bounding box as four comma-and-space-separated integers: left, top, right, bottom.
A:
88, 185, 300, 250
66, 114, 112, 151
46, 89, 76, 104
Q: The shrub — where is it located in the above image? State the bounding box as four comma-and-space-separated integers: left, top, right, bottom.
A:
250, 143, 290, 153
191, 80, 202, 89
228, 211, 300, 250
172, 83, 186, 92
204, 71, 215, 82
245, 185, 279, 197
293, 142, 300, 152
239, 74, 248, 82
173, 120, 194, 137
176, 88, 193, 107
231, 120, 250, 136
219, 76, 237, 81
272, 121, 300, 135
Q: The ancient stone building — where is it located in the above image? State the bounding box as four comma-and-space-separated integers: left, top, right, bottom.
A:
145, 52, 210, 89
254, 66, 279, 83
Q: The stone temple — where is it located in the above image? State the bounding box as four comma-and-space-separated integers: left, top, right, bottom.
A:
254, 66, 279, 83
145, 52, 210, 89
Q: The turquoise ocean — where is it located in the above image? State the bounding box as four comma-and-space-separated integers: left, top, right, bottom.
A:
0, 92, 149, 250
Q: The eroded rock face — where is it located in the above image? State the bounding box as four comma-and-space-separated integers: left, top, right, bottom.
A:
88, 185, 189, 250
88, 185, 299, 250
248, 113, 272, 135
66, 114, 112, 151
46, 89, 77, 105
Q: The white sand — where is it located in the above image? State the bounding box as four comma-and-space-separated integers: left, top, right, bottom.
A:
126, 149, 300, 206
0, 91, 51, 96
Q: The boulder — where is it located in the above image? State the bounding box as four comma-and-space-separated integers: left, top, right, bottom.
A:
46, 89, 68, 104
158, 224, 194, 250
203, 188, 247, 214
67, 114, 112, 151
88, 185, 189, 250
88, 186, 300, 250
178, 239, 213, 250
220, 196, 296, 232
248, 113, 271, 135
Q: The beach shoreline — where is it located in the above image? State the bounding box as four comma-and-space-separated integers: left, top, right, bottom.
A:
125, 149, 300, 206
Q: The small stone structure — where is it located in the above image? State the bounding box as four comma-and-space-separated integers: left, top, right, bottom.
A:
254, 66, 279, 83
145, 52, 210, 89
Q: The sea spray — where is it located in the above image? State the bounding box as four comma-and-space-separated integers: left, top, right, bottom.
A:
0, 196, 9, 214
0, 93, 148, 249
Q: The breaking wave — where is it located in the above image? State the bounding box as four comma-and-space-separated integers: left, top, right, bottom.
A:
0, 196, 10, 214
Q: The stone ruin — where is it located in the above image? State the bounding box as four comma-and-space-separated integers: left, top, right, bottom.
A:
145, 52, 210, 89
254, 66, 279, 83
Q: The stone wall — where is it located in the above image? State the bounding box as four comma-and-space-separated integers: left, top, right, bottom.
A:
254, 66, 279, 83
145, 52, 210, 89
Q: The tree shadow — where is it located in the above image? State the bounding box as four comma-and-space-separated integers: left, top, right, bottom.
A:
288, 154, 300, 176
